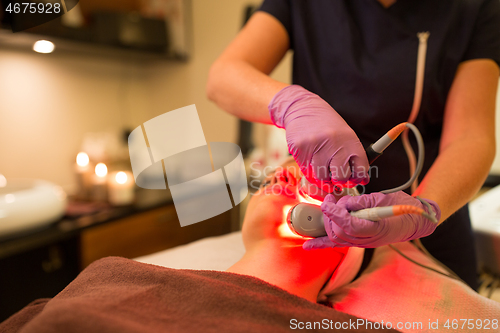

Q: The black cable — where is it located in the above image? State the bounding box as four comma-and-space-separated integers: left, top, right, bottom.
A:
388, 242, 467, 285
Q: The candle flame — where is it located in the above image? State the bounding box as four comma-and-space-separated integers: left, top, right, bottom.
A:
116, 172, 128, 184
76, 152, 89, 167
95, 163, 108, 177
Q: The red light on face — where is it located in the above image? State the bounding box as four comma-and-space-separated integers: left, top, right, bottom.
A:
297, 191, 322, 205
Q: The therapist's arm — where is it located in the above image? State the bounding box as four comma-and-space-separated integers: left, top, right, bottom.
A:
413, 59, 499, 223
206, 11, 290, 124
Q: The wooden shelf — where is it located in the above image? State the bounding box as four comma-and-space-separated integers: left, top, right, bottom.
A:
80, 204, 234, 268
0, 28, 179, 61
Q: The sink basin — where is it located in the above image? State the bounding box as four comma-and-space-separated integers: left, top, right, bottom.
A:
469, 185, 500, 275
0, 179, 67, 236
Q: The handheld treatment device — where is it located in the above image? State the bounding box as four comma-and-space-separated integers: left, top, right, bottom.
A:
286, 199, 437, 238
287, 202, 327, 237
287, 122, 437, 238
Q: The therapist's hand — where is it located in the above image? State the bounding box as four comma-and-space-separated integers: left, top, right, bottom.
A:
303, 191, 441, 249
268, 85, 369, 187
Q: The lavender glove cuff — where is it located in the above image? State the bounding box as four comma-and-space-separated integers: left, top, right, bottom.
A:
421, 197, 441, 224
414, 197, 441, 239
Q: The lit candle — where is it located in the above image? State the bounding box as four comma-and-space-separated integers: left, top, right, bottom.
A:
75, 152, 91, 200
94, 163, 108, 181
92, 162, 108, 201
76, 152, 90, 172
108, 171, 134, 206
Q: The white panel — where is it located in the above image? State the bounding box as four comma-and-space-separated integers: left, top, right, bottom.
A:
143, 105, 207, 162
128, 126, 152, 181
169, 169, 233, 227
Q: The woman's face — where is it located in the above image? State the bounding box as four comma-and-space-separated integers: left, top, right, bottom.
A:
242, 159, 312, 249
241, 158, 349, 279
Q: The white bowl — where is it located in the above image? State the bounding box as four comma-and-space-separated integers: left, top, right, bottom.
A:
470, 185, 500, 234
0, 179, 67, 236
470, 184, 500, 275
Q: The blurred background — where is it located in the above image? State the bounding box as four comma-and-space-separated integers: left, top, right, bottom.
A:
0, 0, 294, 193
0, 0, 499, 321
0, 0, 294, 320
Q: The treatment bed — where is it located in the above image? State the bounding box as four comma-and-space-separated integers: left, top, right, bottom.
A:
2, 232, 499, 333
136, 232, 500, 333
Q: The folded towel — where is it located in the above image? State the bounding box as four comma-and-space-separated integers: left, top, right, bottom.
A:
1, 257, 399, 333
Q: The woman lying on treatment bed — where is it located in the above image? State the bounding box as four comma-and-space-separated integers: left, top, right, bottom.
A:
0, 160, 397, 333
2, 160, 499, 333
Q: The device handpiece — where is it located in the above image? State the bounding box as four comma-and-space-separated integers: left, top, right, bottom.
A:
351, 204, 437, 222
287, 203, 327, 238
286, 203, 437, 238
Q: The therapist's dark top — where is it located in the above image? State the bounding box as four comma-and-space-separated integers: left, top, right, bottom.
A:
258, 0, 500, 289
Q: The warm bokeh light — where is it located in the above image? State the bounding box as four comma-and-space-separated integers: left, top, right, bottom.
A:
76, 152, 90, 167
0, 174, 6, 188
95, 163, 108, 178
115, 171, 128, 184
33, 40, 55, 54
298, 192, 322, 205
5, 194, 15, 203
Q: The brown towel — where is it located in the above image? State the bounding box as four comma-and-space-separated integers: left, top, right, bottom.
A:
1, 257, 400, 333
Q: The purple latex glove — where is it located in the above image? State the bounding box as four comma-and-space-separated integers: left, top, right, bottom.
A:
269, 85, 369, 187
303, 191, 441, 249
